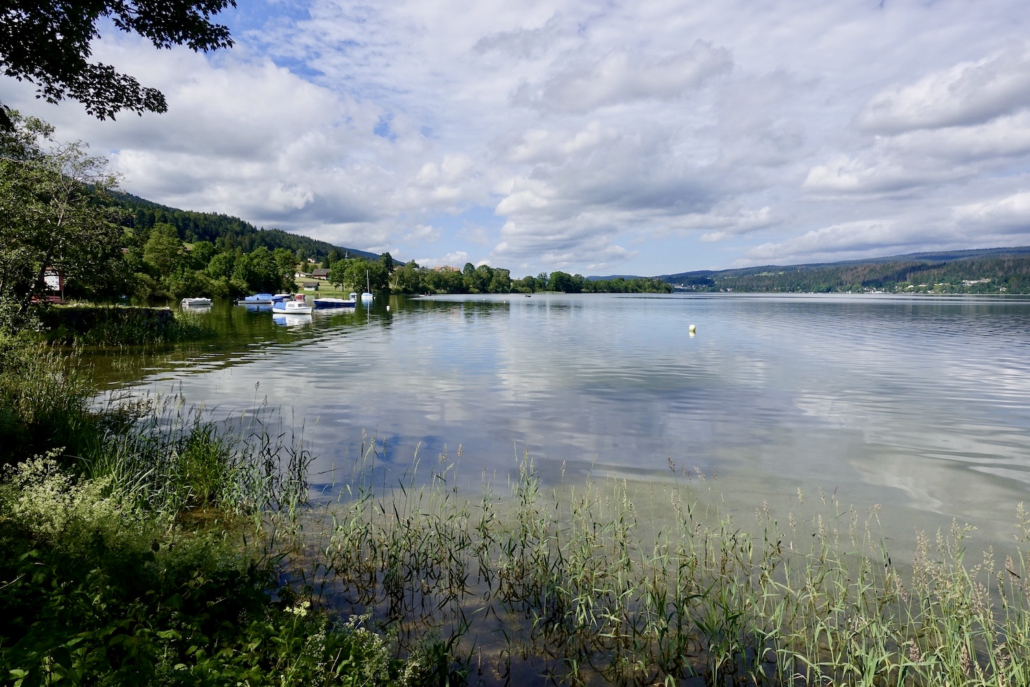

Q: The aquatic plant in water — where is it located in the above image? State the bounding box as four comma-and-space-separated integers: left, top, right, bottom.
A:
283, 442, 1030, 686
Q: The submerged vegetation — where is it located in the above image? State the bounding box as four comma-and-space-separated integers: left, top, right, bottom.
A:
287, 449, 1030, 686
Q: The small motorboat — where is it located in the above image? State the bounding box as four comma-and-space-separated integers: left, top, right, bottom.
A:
313, 296, 356, 309
272, 298, 313, 315
242, 293, 275, 305
181, 297, 212, 307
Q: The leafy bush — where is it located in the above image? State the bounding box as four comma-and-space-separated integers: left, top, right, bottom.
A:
0, 455, 457, 687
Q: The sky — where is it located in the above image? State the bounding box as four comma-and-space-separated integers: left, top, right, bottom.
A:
3, 0, 1030, 276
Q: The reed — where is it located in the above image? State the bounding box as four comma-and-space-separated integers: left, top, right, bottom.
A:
41, 304, 215, 346
283, 444, 1030, 686
82, 393, 312, 521
0, 336, 97, 464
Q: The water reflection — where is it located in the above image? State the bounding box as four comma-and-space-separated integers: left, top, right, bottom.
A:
273, 314, 313, 327
87, 293, 1030, 544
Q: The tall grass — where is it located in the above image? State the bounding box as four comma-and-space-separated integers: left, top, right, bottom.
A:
0, 335, 97, 464
82, 393, 311, 520
42, 304, 215, 346
285, 445, 1030, 686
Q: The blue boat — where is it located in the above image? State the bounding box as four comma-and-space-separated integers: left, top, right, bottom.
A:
242, 293, 274, 304
313, 297, 356, 309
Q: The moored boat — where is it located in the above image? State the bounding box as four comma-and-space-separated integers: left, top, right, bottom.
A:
181, 297, 212, 307
313, 297, 356, 309
242, 293, 274, 304
272, 299, 313, 315
360, 270, 373, 304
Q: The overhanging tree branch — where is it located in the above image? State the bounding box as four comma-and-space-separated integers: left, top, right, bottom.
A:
0, 1, 235, 124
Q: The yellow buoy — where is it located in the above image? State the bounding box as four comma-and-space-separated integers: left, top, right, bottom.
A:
689, 324, 696, 334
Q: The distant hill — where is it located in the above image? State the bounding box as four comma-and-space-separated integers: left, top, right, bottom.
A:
587, 274, 644, 281
110, 191, 382, 262
658, 245, 1030, 294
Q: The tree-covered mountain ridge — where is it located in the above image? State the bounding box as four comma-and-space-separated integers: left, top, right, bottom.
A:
110, 191, 381, 263
659, 246, 1030, 294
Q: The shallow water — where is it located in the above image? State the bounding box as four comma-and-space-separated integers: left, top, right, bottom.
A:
87, 293, 1030, 545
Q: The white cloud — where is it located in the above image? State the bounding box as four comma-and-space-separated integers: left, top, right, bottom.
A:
513, 40, 733, 113
802, 153, 961, 195
892, 112, 1030, 162
6, 0, 1030, 273
403, 224, 442, 243
473, 12, 566, 60
857, 46, 1030, 134
744, 220, 925, 264
415, 250, 470, 268
953, 191, 1030, 232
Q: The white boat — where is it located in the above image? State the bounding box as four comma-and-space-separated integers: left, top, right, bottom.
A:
272, 299, 312, 315
181, 297, 212, 307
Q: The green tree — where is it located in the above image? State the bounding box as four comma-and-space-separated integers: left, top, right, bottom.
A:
143, 223, 184, 276
232, 246, 285, 293
0, 0, 236, 126
394, 262, 423, 293
327, 258, 350, 289
548, 271, 575, 293
206, 251, 235, 280
0, 114, 123, 324
343, 259, 389, 293
188, 240, 217, 270
488, 268, 511, 293
518, 275, 539, 293
380, 252, 395, 274
273, 247, 296, 282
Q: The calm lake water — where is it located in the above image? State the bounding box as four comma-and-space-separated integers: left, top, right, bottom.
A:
89, 293, 1030, 545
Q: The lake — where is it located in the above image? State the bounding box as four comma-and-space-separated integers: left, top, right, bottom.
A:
88, 293, 1030, 547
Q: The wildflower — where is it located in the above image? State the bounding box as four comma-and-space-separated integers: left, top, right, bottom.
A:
287, 601, 311, 617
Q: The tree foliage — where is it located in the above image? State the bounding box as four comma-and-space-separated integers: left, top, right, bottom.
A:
0, 0, 236, 125
0, 114, 124, 327
110, 191, 378, 264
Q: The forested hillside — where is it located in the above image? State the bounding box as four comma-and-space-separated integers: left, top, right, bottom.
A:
661, 248, 1030, 294
110, 192, 379, 262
